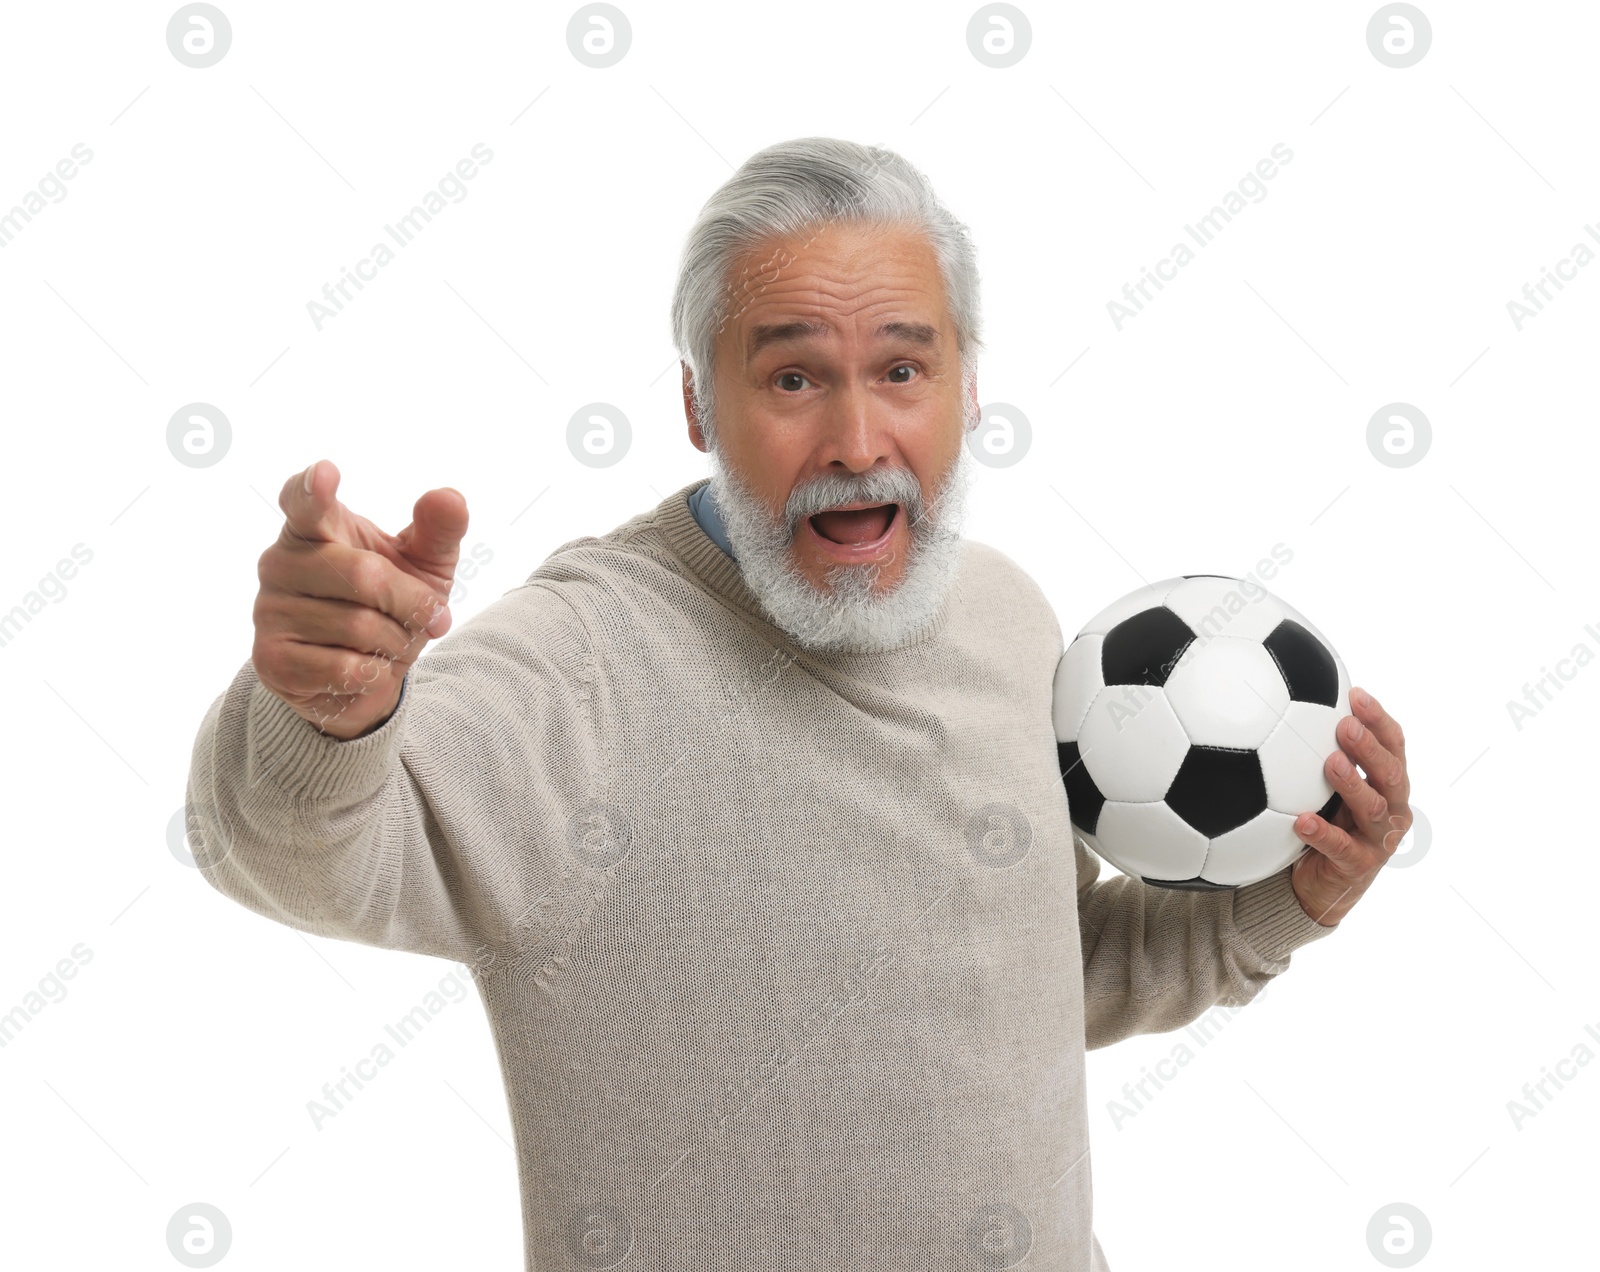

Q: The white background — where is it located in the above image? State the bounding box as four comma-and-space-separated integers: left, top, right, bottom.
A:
1, 1, 1594, 1267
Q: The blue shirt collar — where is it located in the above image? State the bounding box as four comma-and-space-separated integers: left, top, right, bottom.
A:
686, 479, 736, 561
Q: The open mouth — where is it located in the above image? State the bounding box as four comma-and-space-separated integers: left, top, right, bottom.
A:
808, 503, 899, 546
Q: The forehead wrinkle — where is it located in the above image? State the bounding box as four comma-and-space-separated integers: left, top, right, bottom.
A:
735, 276, 942, 366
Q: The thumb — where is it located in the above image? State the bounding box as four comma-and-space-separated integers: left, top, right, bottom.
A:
397, 486, 470, 575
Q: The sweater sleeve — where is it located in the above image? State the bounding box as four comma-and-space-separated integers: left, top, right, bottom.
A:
1075, 833, 1337, 1050
184, 583, 597, 965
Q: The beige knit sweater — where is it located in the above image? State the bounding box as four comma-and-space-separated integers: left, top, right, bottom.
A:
186, 477, 1336, 1270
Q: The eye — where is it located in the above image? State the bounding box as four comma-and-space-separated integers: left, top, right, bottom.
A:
887, 364, 917, 383
776, 371, 810, 392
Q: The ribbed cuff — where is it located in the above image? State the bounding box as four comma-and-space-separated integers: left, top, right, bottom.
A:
1230, 862, 1338, 963
247, 667, 411, 804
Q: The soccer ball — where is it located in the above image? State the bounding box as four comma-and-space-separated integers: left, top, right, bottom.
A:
1053, 575, 1350, 890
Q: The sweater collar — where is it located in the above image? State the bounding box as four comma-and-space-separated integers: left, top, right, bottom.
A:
654, 478, 955, 655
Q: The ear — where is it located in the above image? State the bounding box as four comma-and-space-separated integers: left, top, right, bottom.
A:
682, 362, 708, 452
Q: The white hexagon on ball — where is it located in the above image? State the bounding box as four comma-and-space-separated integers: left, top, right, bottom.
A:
1076, 685, 1190, 802
1052, 634, 1105, 742
1163, 575, 1288, 644
1164, 636, 1289, 749
1329, 642, 1352, 713
1075, 577, 1184, 636
1095, 800, 1210, 882
1257, 701, 1341, 815
1203, 808, 1305, 886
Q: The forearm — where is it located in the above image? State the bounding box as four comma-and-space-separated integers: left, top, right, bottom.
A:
186, 587, 598, 965
186, 658, 430, 946
1077, 838, 1336, 1049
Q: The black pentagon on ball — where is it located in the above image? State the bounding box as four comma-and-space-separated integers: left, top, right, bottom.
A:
1317, 789, 1343, 823
1164, 745, 1268, 838
1101, 606, 1197, 688
1058, 740, 1105, 835
1262, 619, 1339, 707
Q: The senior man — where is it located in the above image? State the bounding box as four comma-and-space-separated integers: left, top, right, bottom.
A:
187, 136, 1413, 1270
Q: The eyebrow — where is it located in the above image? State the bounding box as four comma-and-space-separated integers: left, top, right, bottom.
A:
745, 319, 940, 360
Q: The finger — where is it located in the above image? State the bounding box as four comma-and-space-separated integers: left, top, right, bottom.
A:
265, 637, 408, 701
258, 593, 436, 665
1338, 710, 1407, 802
1381, 814, 1411, 858
261, 539, 449, 636
278, 459, 358, 547
1350, 686, 1406, 763
1327, 748, 1390, 827
1295, 809, 1363, 875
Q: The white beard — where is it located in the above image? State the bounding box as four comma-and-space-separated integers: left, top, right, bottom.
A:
705, 435, 976, 655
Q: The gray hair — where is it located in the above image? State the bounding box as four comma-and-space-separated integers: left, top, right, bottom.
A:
669, 136, 984, 449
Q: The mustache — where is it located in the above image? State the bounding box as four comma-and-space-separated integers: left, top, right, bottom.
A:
787, 478, 916, 521
783, 459, 963, 533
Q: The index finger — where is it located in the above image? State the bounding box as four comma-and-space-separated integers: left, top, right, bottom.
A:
1350, 686, 1406, 763
278, 458, 354, 547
